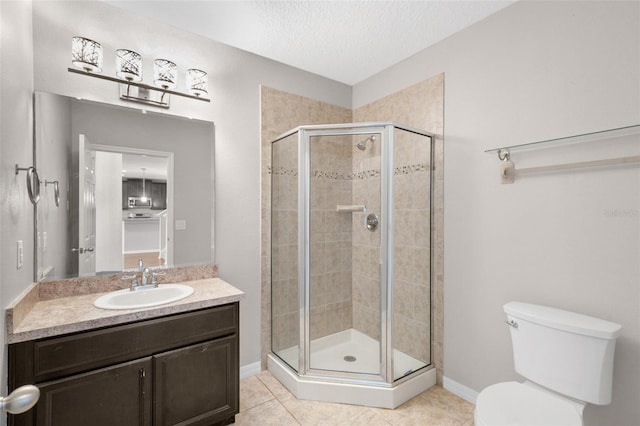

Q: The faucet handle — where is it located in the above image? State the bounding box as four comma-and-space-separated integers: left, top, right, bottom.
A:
151, 271, 166, 285
121, 274, 139, 287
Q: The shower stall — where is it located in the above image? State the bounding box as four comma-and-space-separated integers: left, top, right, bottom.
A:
268, 122, 435, 408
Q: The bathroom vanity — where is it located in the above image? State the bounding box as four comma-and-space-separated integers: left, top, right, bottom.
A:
6, 276, 243, 426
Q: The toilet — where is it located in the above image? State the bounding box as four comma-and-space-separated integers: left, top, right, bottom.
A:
474, 301, 622, 426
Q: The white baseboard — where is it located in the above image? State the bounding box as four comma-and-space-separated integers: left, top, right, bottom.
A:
443, 376, 479, 404
240, 361, 262, 379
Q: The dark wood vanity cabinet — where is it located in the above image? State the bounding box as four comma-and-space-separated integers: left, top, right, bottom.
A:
8, 303, 239, 426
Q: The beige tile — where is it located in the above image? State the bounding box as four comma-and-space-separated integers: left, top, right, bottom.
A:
240, 373, 475, 426
235, 398, 300, 426
240, 375, 275, 412
279, 394, 369, 426
344, 408, 392, 425
372, 386, 474, 426
419, 385, 475, 423
256, 370, 294, 400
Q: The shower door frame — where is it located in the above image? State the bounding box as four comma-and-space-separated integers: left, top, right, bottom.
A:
271, 122, 435, 387
299, 124, 391, 385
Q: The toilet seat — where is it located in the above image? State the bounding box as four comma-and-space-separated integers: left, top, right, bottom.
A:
474, 381, 583, 426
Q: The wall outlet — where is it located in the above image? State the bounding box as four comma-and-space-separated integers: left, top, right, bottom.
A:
17, 240, 23, 269
175, 220, 186, 230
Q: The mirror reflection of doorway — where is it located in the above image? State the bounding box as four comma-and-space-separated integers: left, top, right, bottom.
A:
90, 144, 173, 274
121, 153, 170, 270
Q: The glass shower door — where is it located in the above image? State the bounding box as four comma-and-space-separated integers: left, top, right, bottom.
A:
391, 127, 432, 381
271, 131, 300, 372
306, 130, 384, 378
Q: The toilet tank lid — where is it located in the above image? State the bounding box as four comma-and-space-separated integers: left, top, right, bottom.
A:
504, 302, 622, 339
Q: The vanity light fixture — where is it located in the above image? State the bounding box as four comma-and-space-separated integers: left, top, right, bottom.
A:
186, 69, 208, 97
153, 59, 177, 90
116, 49, 143, 82
68, 36, 210, 109
71, 37, 103, 73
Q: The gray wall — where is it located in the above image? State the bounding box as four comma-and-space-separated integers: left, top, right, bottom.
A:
354, 2, 639, 425
0, 0, 35, 402
35, 92, 72, 280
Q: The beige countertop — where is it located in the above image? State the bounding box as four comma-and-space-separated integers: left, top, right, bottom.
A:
7, 277, 244, 344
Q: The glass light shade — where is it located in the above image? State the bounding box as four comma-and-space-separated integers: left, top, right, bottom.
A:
186, 69, 208, 97
116, 49, 142, 82
71, 36, 103, 72
153, 59, 177, 89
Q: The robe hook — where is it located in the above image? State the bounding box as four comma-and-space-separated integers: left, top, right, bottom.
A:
497, 149, 511, 162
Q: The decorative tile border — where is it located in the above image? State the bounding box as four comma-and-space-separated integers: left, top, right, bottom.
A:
269, 164, 429, 180
268, 166, 298, 177
395, 163, 429, 175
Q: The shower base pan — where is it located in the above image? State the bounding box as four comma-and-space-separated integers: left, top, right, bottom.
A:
268, 328, 436, 408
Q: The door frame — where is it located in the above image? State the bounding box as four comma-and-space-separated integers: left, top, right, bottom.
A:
90, 144, 175, 269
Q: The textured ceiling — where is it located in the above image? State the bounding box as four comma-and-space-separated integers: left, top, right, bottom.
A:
105, 0, 515, 85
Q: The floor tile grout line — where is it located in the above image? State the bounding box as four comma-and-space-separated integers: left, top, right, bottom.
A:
253, 373, 303, 424
243, 372, 474, 425
240, 397, 275, 414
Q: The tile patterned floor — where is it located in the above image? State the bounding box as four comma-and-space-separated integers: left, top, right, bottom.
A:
236, 371, 475, 425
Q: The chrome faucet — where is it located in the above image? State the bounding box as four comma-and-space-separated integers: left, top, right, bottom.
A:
122, 260, 164, 291
141, 267, 152, 286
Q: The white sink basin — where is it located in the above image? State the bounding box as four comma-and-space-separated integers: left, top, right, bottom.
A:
94, 284, 194, 310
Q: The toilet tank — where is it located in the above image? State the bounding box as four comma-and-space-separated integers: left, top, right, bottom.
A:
504, 301, 622, 405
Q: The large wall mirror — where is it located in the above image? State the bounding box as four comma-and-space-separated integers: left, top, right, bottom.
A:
35, 92, 215, 281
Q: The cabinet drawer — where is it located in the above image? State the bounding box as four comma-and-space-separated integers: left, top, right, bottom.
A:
10, 303, 238, 384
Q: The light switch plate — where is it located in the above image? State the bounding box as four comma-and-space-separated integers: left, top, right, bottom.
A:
175, 220, 186, 230
17, 240, 23, 269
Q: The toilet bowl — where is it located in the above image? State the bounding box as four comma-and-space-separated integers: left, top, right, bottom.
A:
474, 302, 621, 426
474, 381, 584, 426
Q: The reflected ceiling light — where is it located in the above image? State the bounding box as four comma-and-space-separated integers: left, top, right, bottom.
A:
116, 49, 143, 82
68, 36, 210, 109
186, 69, 208, 97
71, 37, 103, 73
140, 167, 147, 202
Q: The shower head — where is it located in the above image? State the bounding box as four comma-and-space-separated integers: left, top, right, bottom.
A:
357, 135, 376, 151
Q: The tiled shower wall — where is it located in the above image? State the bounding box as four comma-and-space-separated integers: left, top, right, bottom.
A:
392, 130, 432, 364
309, 136, 354, 340
353, 74, 444, 381
351, 138, 382, 341
261, 87, 352, 361
261, 74, 444, 382
350, 128, 433, 366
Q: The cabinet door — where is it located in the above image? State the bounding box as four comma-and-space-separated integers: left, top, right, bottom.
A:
150, 182, 166, 210
34, 358, 152, 426
153, 335, 238, 426
123, 180, 129, 209
128, 179, 144, 198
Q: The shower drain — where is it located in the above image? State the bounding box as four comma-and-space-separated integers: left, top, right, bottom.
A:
343, 355, 357, 362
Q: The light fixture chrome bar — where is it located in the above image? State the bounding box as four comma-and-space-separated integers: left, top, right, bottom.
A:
68, 67, 210, 103
120, 84, 171, 109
